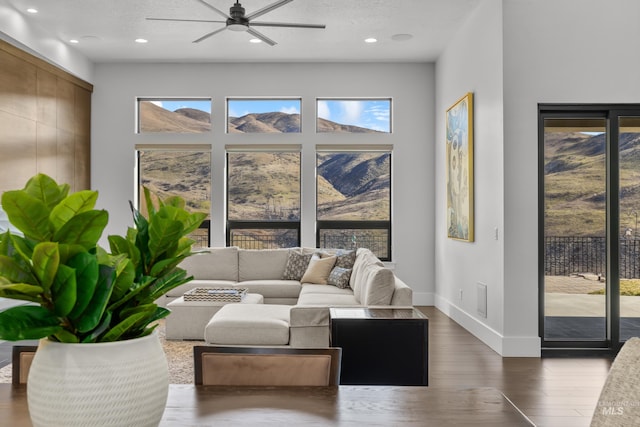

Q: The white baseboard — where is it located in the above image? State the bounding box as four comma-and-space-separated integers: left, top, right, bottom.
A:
435, 295, 540, 357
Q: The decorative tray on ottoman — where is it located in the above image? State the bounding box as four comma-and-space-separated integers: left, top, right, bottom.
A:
183, 287, 248, 302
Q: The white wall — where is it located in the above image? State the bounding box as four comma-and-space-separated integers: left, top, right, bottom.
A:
91, 62, 436, 303
501, 0, 640, 355
0, 6, 94, 83
435, 0, 514, 354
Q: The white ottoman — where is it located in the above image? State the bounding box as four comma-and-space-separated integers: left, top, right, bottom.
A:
205, 304, 291, 346
166, 293, 264, 340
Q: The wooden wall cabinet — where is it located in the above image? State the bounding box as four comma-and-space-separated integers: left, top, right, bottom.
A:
0, 39, 93, 194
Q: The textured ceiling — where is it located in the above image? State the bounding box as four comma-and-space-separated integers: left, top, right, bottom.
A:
0, 0, 480, 63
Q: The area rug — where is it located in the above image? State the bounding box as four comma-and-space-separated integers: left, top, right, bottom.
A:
0, 320, 198, 384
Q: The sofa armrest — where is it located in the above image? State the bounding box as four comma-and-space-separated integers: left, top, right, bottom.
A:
390, 276, 413, 306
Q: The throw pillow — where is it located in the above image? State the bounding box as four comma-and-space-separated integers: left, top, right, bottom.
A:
300, 255, 337, 284
282, 250, 313, 280
327, 267, 353, 289
334, 249, 356, 269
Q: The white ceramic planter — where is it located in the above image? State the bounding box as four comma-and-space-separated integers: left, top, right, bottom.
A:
27, 333, 169, 427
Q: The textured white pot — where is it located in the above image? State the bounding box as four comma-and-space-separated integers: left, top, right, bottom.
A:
27, 332, 169, 427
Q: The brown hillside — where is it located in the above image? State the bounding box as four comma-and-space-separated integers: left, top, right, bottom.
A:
139, 102, 210, 133
317, 117, 381, 133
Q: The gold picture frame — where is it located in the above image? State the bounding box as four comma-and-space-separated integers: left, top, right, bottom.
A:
446, 92, 474, 242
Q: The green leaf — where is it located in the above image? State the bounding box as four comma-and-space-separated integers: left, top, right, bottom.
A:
23, 173, 69, 210
0, 283, 44, 303
0, 255, 37, 286
100, 307, 154, 342
57, 243, 89, 264
49, 190, 98, 232
81, 311, 112, 343
182, 212, 207, 236
110, 258, 135, 302
66, 252, 99, 319
148, 216, 183, 262
51, 264, 77, 317
54, 329, 80, 343
53, 210, 108, 249
142, 186, 157, 217
74, 264, 115, 333
1, 190, 52, 241
0, 305, 62, 341
32, 242, 59, 293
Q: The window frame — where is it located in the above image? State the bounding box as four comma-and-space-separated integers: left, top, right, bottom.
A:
316, 97, 393, 133
226, 97, 302, 134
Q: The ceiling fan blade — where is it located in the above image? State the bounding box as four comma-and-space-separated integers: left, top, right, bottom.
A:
246, 27, 277, 46
250, 21, 326, 29
245, 0, 293, 21
193, 26, 228, 43
146, 18, 226, 23
195, 0, 230, 19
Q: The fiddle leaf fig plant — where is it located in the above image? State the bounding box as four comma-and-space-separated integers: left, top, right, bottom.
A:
0, 173, 206, 343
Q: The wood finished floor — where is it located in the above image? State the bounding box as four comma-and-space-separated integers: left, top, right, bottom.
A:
417, 306, 612, 427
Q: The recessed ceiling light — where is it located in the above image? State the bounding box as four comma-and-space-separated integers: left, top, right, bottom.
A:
249, 38, 262, 44
69, 39, 79, 44
135, 38, 148, 44
391, 33, 413, 42
26, 8, 38, 14
364, 37, 377, 43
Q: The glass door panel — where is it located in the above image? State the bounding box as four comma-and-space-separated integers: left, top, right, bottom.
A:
618, 116, 640, 341
543, 118, 607, 341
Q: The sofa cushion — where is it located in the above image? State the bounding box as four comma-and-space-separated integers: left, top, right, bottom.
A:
238, 280, 302, 299
301, 255, 336, 285
350, 248, 384, 301
359, 266, 396, 305
297, 292, 358, 306
327, 267, 352, 289
239, 248, 290, 281
282, 250, 313, 280
205, 304, 291, 345
179, 247, 239, 281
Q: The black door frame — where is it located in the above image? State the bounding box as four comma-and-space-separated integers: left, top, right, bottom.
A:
539, 103, 640, 353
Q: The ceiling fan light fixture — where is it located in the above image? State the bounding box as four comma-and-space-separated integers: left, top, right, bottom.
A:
227, 23, 247, 32
249, 38, 262, 43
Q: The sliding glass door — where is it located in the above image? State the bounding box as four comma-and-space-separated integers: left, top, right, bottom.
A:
540, 105, 640, 351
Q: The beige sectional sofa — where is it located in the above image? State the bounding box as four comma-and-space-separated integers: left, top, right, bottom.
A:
163, 247, 413, 347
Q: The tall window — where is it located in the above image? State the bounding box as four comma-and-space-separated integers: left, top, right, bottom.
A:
316, 145, 392, 260
136, 145, 211, 248
226, 145, 301, 248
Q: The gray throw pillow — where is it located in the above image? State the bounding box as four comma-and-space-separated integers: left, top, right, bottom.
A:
282, 251, 313, 280
334, 249, 356, 269
327, 267, 353, 289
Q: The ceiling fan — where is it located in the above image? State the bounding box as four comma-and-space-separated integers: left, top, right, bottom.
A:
147, 0, 326, 46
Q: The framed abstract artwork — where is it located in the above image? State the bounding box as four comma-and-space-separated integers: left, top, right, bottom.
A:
446, 92, 474, 242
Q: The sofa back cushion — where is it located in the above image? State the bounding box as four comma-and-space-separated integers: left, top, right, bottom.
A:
350, 248, 394, 305
179, 247, 239, 281
239, 248, 290, 281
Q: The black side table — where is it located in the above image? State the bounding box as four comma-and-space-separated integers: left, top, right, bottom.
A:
329, 307, 428, 386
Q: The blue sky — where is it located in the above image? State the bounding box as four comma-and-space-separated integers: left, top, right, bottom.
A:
148, 98, 392, 132
150, 99, 211, 113
317, 99, 391, 132
227, 99, 301, 118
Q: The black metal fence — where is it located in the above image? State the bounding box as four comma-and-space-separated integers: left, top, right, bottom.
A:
544, 236, 640, 279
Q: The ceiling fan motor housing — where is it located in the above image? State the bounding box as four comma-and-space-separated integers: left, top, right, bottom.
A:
228, 1, 249, 30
